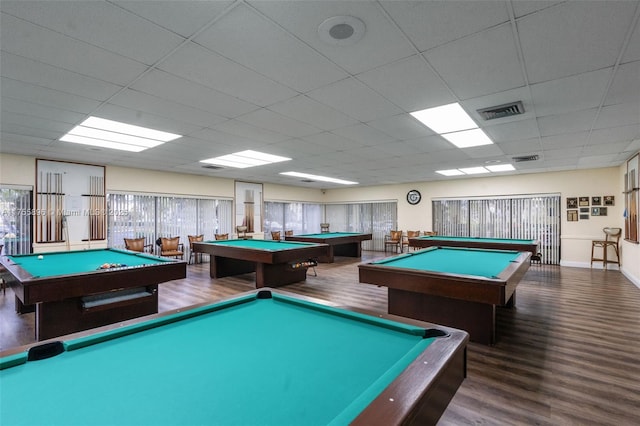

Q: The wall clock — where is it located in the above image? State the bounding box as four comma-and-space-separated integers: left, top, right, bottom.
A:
407, 190, 421, 205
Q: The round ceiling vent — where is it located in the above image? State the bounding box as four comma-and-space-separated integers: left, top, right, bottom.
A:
318, 16, 365, 46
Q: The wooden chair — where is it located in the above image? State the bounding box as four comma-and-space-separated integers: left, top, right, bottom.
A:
402, 230, 421, 251
271, 231, 281, 240
159, 237, 184, 259
285, 230, 294, 237
384, 230, 403, 253
188, 235, 204, 264
236, 226, 248, 239
215, 233, 229, 240
423, 231, 438, 236
124, 237, 153, 253
591, 227, 622, 269
320, 223, 330, 233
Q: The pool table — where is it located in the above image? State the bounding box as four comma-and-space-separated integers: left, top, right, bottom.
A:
0, 248, 186, 341
409, 235, 539, 255
359, 247, 531, 344
284, 232, 373, 262
0, 289, 468, 426
192, 239, 328, 288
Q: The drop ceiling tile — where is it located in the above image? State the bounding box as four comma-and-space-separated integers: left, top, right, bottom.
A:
330, 123, 395, 147
2, 98, 84, 125
306, 78, 403, 122
211, 119, 289, 144
530, 68, 612, 117
588, 124, 639, 145
2, 1, 185, 65
0, 52, 122, 101
250, 0, 415, 74
109, 89, 226, 128
537, 109, 598, 137
236, 108, 321, 138
1, 13, 147, 85
1, 78, 101, 114
158, 42, 297, 107
582, 141, 632, 156
496, 138, 543, 155
604, 60, 640, 106
593, 103, 640, 130
357, 54, 456, 112
366, 114, 433, 141
381, 0, 509, 51
484, 118, 540, 142
268, 95, 359, 131
114, 0, 233, 38
518, 1, 635, 83
540, 132, 590, 150
131, 70, 259, 119
195, 4, 348, 92
621, 18, 640, 63
424, 24, 524, 99
92, 103, 199, 137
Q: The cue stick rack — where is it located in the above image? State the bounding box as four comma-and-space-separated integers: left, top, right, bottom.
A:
35, 159, 106, 247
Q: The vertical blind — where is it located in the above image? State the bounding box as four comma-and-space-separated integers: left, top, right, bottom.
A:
325, 202, 397, 251
0, 187, 33, 255
433, 195, 561, 264
108, 194, 232, 252
263, 202, 322, 237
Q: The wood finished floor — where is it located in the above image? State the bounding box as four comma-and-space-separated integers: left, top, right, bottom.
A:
2, 252, 639, 425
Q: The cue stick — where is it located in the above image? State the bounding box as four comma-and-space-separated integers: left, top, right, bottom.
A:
57, 173, 62, 241
38, 171, 43, 242
46, 172, 51, 242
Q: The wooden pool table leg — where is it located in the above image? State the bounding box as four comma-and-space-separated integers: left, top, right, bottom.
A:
388, 289, 496, 345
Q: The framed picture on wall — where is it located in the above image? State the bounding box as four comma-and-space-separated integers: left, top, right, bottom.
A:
580, 207, 589, 213
567, 210, 578, 221
566, 197, 578, 208
591, 196, 601, 206
604, 196, 615, 206
579, 197, 590, 206
591, 207, 601, 216
580, 214, 589, 220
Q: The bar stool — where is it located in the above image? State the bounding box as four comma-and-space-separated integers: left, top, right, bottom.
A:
590, 227, 622, 269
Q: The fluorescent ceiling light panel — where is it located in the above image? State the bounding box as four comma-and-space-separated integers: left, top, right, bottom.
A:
441, 128, 493, 148
60, 116, 181, 152
82, 117, 181, 142
436, 169, 465, 176
201, 150, 291, 169
486, 164, 515, 172
59, 135, 146, 152
410, 103, 478, 134
459, 167, 490, 175
280, 172, 358, 185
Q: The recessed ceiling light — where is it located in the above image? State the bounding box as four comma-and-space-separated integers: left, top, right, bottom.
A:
441, 128, 493, 148
486, 164, 515, 172
280, 172, 357, 185
459, 167, 490, 175
436, 169, 465, 176
201, 150, 291, 169
410, 103, 478, 134
59, 116, 181, 152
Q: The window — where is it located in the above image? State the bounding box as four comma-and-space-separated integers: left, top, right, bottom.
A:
0, 187, 32, 255
264, 202, 322, 236
433, 195, 561, 264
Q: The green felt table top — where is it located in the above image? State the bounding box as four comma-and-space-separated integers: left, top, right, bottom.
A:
6, 248, 168, 278
373, 247, 521, 278
202, 238, 318, 250
414, 235, 536, 244
0, 292, 435, 426
293, 232, 365, 238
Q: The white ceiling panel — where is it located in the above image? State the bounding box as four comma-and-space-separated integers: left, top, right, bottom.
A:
114, 0, 233, 38
195, 4, 348, 92
424, 24, 525, 100
158, 42, 297, 107
1, 1, 185, 65
518, 1, 636, 83
268, 95, 359, 131
1, 0, 638, 188
381, 0, 509, 52
1, 13, 148, 85
356, 54, 456, 112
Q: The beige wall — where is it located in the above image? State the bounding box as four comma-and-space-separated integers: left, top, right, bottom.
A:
1, 153, 638, 286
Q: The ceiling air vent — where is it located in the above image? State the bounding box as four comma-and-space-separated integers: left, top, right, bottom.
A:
477, 101, 524, 120
512, 154, 539, 162
202, 165, 224, 170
